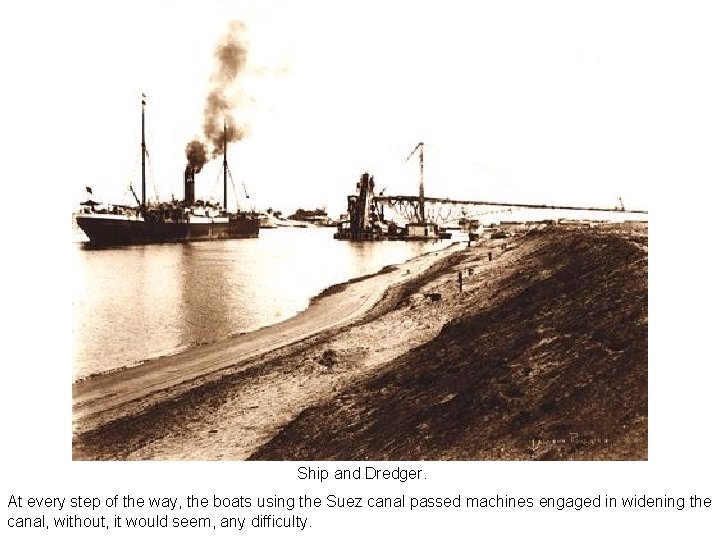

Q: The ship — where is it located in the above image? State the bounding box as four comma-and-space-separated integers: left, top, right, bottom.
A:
75, 95, 260, 246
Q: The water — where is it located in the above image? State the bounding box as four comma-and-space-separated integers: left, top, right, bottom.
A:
72, 227, 450, 380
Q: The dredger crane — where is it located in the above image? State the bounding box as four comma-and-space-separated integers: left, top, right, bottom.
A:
336, 142, 647, 241
378, 142, 648, 218
405, 142, 425, 222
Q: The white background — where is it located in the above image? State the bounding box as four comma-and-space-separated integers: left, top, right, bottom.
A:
2, 0, 719, 537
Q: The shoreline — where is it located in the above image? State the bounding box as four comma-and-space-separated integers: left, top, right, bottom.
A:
72, 259, 402, 385
72, 240, 466, 439
73, 236, 453, 383
73, 223, 647, 460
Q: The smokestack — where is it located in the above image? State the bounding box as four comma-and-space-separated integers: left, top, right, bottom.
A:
184, 164, 196, 206
184, 140, 206, 205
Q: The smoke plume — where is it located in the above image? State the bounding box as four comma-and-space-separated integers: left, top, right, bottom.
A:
185, 139, 207, 178
186, 20, 250, 174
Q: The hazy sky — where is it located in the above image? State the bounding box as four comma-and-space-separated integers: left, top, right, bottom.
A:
6, 0, 718, 217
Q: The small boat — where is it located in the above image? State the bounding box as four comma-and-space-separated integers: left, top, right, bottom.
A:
75, 95, 260, 246
257, 212, 278, 229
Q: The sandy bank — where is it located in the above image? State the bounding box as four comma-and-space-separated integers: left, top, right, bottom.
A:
72, 241, 465, 445
252, 224, 648, 460
74, 223, 647, 460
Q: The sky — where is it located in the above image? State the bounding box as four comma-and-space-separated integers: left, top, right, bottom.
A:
3, 0, 719, 217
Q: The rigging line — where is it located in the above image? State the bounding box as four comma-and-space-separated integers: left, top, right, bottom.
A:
123, 152, 142, 200
144, 148, 160, 203
227, 169, 241, 211
202, 166, 222, 205
128, 184, 141, 208
213, 166, 222, 194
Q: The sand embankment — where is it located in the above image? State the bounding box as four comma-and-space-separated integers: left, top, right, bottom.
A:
72, 241, 466, 457
74, 223, 647, 460
252, 224, 648, 460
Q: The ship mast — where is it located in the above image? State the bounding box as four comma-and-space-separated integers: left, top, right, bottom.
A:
141, 93, 146, 210
223, 119, 228, 211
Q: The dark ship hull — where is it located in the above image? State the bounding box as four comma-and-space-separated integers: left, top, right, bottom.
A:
76, 213, 259, 247
77, 95, 261, 247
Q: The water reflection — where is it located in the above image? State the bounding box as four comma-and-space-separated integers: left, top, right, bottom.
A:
177, 243, 235, 349
73, 228, 448, 380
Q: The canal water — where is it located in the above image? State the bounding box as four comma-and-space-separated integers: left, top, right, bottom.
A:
72, 227, 451, 380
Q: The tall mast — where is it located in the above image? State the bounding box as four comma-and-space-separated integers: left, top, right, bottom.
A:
223, 119, 228, 210
406, 141, 425, 222
418, 141, 425, 222
141, 93, 146, 210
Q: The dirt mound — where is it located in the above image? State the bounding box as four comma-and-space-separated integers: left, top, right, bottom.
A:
251, 227, 648, 460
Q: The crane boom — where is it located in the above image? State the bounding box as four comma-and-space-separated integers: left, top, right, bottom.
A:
405, 142, 425, 222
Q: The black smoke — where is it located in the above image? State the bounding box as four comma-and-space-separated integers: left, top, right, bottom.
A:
185, 139, 207, 178
186, 20, 249, 174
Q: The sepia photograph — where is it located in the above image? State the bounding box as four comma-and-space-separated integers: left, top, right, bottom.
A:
70, 1, 648, 461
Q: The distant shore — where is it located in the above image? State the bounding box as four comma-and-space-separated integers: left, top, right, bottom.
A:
73, 222, 647, 460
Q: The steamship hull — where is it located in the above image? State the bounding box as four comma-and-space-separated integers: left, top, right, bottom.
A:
76, 214, 259, 247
